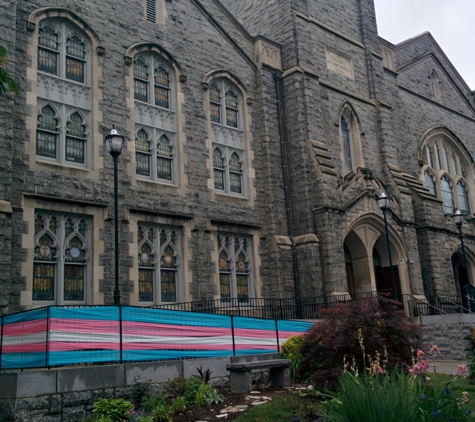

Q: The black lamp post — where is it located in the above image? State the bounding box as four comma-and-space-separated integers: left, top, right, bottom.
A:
377, 192, 397, 300
453, 209, 469, 286
105, 127, 125, 305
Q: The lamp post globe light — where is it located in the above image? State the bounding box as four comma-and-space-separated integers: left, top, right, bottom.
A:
105, 126, 125, 305
377, 192, 397, 300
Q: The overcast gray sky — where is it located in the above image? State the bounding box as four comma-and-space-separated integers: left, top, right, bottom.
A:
373, 0, 475, 90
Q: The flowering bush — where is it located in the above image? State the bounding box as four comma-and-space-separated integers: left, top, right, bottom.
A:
299, 295, 420, 386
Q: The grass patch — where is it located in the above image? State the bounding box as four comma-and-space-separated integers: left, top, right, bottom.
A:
428, 373, 475, 409
234, 392, 322, 422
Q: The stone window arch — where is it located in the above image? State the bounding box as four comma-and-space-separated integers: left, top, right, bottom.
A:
132, 50, 178, 184
35, 18, 92, 168
338, 103, 363, 176
421, 130, 474, 215
206, 73, 249, 197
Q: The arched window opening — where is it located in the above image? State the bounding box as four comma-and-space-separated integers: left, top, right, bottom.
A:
341, 115, 353, 174
36, 19, 91, 168
431, 70, 441, 101
134, 51, 176, 184
424, 171, 436, 196
457, 182, 470, 215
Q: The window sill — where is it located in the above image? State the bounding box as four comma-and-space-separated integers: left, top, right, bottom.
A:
136, 177, 179, 189
213, 191, 249, 204
35, 159, 91, 172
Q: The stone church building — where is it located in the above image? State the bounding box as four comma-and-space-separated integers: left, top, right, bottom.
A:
1, 0, 474, 315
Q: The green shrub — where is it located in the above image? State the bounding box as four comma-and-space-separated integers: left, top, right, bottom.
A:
131, 376, 153, 407
163, 376, 188, 398
184, 376, 202, 405
92, 398, 134, 421
280, 334, 305, 380
142, 395, 166, 413
153, 404, 172, 422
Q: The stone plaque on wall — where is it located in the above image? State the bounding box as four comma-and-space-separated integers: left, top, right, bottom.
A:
254, 38, 282, 70
325, 48, 354, 80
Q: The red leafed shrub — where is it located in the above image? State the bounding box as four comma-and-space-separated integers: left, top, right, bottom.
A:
299, 295, 421, 387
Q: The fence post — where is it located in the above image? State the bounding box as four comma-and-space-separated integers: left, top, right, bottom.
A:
119, 305, 123, 364
275, 319, 280, 353
231, 315, 236, 356
46, 306, 50, 368
0, 315, 4, 371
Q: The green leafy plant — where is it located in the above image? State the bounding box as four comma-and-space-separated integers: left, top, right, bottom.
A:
184, 376, 202, 405
205, 389, 225, 405
196, 365, 212, 384
132, 376, 153, 407
0, 37, 19, 96
280, 334, 305, 380
142, 395, 166, 413
170, 395, 186, 414
467, 355, 475, 379
127, 409, 154, 422
153, 404, 172, 422
195, 383, 213, 407
92, 398, 134, 421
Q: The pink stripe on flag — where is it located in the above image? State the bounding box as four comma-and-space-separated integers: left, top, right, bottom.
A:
233, 329, 276, 338
3, 321, 47, 336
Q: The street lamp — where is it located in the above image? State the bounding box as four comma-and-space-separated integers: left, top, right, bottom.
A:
105, 126, 125, 305
377, 192, 397, 300
453, 209, 469, 287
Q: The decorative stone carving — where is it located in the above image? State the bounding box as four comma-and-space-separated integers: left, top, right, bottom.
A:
246, 98, 253, 106
96, 46, 105, 56
254, 39, 282, 70
135, 102, 176, 132
124, 56, 133, 66
179, 75, 187, 83
201, 82, 209, 91
211, 123, 244, 149
26, 22, 36, 32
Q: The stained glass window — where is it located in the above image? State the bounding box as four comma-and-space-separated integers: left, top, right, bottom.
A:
37, 20, 91, 167
441, 176, 454, 214
229, 152, 242, 193
33, 212, 90, 303
225, 90, 238, 127
426, 146, 434, 168
154, 67, 170, 108
134, 60, 149, 102
218, 234, 252, 302
38, 26, 59, 75
136, 130, 151, 176
213, 148, 225, 190
457, 182, 470, 215
157, 135, 172, 180
66, 36, 86, 83
37, 105, 58, 159
452, 155, 459, 175
138, 224, 181, 304
341, 116, 353, 174
66, 113, 86, 163
210, 84, 221, 123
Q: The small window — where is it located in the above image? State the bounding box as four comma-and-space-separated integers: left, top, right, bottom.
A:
212, 147, 243, 194
218, 233, 252, 302
134, 57, 171, 109
33, 211, 90, 303
341, 115, 353, 174
431, 70, 441, 101
209, 78, 241, 128
138, 224, 181, 304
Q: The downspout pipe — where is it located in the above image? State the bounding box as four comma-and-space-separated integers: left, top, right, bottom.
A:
273, 72, 302, 317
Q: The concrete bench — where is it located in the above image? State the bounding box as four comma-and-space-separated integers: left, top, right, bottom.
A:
226, 359, 292, 393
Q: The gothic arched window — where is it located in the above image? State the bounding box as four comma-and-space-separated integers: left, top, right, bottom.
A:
36, 19, 91, 167
341, 115, 353, 174
134, 51, 176, 184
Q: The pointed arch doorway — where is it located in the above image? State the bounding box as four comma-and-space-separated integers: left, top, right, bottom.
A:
451, 251, 474, 309
344, 216, 406, 298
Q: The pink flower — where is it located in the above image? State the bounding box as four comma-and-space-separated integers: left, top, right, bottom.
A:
417, 349, 426, 359
457, 364, 468, 376
429, 345, 440, 355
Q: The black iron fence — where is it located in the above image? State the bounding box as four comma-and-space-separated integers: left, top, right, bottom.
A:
153, 292, 474, 320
